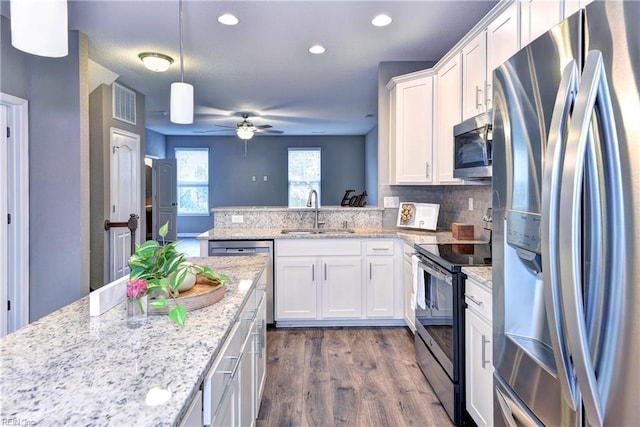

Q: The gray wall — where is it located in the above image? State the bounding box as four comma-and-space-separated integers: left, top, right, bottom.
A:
365, 126, 378, 204
145, 128, 166, 158
1, 18, 91, 321
166, 135, 366, 234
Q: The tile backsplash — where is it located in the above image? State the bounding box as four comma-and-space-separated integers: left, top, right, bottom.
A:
382, 184, 491, 239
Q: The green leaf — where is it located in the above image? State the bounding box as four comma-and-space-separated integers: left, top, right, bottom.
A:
150, 297, 167, 309
170, 267, 188, 291
159, 221, 169, 238
168, 305, 187, 329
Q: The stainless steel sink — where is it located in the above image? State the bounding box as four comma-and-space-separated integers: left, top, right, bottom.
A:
280, 228, 355, 235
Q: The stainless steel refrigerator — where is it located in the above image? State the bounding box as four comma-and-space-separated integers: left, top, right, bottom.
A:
492, 2, 639, 426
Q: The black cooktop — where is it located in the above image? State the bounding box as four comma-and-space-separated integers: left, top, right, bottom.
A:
415, 243, 492, 271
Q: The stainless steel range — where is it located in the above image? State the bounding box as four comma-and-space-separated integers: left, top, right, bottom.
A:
413, 242, 491, 425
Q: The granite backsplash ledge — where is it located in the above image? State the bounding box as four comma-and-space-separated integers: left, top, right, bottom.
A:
211, 206, 384, 229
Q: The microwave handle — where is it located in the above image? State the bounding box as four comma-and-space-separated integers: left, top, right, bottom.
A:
482, 123, 492, 166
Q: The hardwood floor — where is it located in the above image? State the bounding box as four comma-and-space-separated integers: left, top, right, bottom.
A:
257, 327, 454, 427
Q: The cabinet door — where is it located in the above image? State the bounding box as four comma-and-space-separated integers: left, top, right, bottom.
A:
462, 31, 488, 120
213, 376, 238, 427
389, 76, 434, 185
436, 53, 463, 184
179, 390, 202, 427
465, 309, 494, 427
254, 295, 267, 415
366, 256, 395, 318
321, 257, 362, 318
486, 1, 519, 109
275, 258, 317, 319
239, 333, 253, 427
521, 0, 563, 47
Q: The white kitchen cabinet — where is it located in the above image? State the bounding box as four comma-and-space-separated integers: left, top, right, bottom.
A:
520, 0, 563, 47
253, 291, 267, 418
321, 257, 363, 318
564, 0, 595, 17
365, 240, 396, 318
275, 257, 317, 320
462, 31, 488, 120
435, 52, 463, 185
179, 390, 202, 427
486, 1, 519, 109
465, 276, 493, 427
388, 72, 435, 185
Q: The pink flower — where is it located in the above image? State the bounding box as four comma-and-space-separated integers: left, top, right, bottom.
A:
127, 279, 148, 300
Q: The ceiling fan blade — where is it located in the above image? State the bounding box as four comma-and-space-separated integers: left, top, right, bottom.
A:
255, 129, 284, 134
254, 124, 273, 129
215, 124, 237, 129
193, 129, 234, 134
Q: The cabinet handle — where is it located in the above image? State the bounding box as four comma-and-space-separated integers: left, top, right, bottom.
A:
481, 335, 491, 369
425, 162, 430, 179
485, 82, 492, 107
324, 263, 327, 281
369, 262, 372, 280
312, 264, 315, 282
466, 294, 483, 306
475, 85, 483, 108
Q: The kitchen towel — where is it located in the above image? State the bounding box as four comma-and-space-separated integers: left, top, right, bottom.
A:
413, 255, 427, 310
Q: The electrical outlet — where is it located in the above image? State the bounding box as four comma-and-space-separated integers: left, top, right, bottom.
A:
231, 215, 244, 223
252, 176, 256, 182
468, 198, 474, 211
263, 176, 268, 181
383, 196, 399, 208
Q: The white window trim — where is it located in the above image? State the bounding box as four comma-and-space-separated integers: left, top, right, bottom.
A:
175, 147, 209, 216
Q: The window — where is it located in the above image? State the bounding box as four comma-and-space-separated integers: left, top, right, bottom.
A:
175, 148, 209, 215
288, 148, 321, 208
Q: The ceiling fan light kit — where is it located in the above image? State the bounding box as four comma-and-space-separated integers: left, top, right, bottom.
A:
10, 0, 68, 57
218, 13, 239, 26
170, 0, 194, 124
139, 52, 174, 72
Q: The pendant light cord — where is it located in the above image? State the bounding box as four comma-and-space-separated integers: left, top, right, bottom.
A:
179, 0, 184, 83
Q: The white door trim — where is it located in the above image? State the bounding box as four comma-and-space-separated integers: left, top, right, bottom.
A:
0, 92, 30, 333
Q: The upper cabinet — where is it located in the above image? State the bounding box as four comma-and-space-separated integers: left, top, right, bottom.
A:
486, 1, 519, 109
435, 53, 463, 185
388, 72, 435, 185
462, 31, 488, 120
520, 0, 563, 47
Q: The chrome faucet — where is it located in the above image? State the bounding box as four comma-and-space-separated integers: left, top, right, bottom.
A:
306, 189, 322, 229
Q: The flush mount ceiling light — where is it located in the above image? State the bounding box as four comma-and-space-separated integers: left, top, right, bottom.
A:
10, 0, 68, 57
139, 52, 174, 72
218, 13, 239, 26
170, 0, 194, 124
371, 14, 392, 27
309, 44, 326, 55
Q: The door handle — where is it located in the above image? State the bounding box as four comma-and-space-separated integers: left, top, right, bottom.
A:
466, 294, 483, 306
541, 59, 580, 411
481, 335, 490, 369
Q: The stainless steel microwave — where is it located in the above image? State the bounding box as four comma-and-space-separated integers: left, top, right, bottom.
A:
453, 112, 492, 180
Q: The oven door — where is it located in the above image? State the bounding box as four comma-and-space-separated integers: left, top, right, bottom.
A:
415, 256, 455, 379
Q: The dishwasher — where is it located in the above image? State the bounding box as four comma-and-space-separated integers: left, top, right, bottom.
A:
207, 240, 275, 325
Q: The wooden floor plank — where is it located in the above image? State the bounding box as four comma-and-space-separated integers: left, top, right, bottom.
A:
259, 327, 454, 427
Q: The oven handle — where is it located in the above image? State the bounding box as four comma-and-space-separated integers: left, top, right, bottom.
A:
417, 258, 453, 284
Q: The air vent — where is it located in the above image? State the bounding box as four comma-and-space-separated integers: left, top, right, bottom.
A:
112, 83, 136, 125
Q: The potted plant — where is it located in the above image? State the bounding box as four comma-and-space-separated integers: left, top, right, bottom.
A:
127, 221, 226, 328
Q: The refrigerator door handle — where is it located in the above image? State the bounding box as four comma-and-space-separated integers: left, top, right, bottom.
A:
541, 59, 580, 410
560, 49, 626, 427
495, 387, 518, 427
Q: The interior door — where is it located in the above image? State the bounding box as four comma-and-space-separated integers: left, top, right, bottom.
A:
109, 128, 140, 281
152, 159, 177, 241
0, 105, 8, 337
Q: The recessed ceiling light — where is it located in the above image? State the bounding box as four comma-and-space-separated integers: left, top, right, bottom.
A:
309, 44, 326, 55
218, 13, 239, 26
371, 14, 392, 27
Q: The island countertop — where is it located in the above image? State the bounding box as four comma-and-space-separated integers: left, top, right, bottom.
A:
0, 255, 267, 427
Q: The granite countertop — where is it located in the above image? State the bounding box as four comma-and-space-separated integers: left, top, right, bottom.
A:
198, 226, 489, 246
462, 266, 493, 289
0, 255, 267, 426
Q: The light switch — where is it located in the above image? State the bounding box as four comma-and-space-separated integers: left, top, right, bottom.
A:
383, 197, 399, 208
252, 176, 256, 182
231, 215, 244, 223
263, 176, 268, 181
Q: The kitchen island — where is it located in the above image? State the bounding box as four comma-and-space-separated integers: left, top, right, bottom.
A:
0, 255, 267, 426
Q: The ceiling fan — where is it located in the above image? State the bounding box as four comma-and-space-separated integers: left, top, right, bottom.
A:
195, 113, 284, 140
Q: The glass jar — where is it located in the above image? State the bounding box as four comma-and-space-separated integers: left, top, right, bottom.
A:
127, 294, 148, 329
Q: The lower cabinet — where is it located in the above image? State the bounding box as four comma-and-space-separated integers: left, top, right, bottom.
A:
402, 243, 416, 332
202, 270, 267, 427
465, 276, 493, 427
275, 239, 402, 324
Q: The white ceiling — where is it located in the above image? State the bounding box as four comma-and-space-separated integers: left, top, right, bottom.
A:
16, 1, 499, 136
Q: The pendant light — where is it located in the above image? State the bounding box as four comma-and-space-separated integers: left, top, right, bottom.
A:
10, 0, 68, 57
170, 0, 194, 124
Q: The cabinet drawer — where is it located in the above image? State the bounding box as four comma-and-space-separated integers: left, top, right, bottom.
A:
365, 240, 394, 256
203, 321, 243, 425
465, 278, 492, 322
